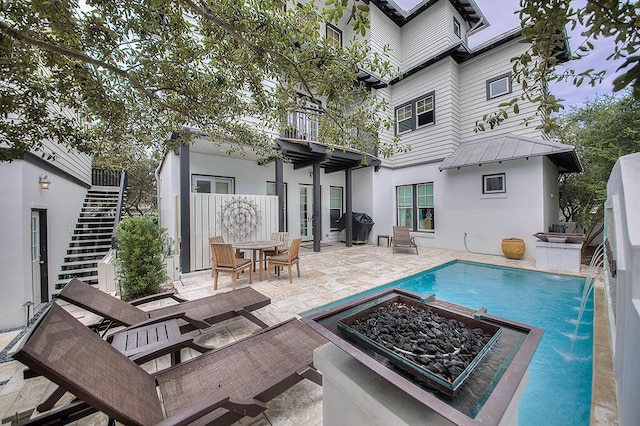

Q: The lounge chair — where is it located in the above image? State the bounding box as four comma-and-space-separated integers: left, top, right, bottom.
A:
210, 243, 253, 290
57, 277, 270, 333
392, 226, 418, 254
267, 237, 301, 284
13, 304, 327, 426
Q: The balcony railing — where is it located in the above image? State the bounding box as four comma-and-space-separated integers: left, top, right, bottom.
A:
282, 109, 320, 141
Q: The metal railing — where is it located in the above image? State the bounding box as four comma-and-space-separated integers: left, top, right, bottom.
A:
92, 169, 122, 187
111, 170, 128, 248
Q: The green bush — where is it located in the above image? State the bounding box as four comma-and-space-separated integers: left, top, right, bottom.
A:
114, 216, 170, 300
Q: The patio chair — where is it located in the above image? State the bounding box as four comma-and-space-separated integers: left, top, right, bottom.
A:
209, 236, 244, 277
263, 231, 290, 259
392, 226, 418, 254
267, 237, 301, 284
13, 304, 327, 426
57, 277, 269, 333
211, 243, 254, 290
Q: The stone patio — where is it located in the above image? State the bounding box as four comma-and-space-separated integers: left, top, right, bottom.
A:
0, 243, 616, 425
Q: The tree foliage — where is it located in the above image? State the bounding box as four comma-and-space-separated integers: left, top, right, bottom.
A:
554, 91, 640, 248
476, 0, 640, 133
1, 0, 401, 163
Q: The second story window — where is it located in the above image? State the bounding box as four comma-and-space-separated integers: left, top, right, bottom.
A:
326, 23, 342, 48
395, 92, 436, 134
453, 17, 461, 38
486, 73, 512, 99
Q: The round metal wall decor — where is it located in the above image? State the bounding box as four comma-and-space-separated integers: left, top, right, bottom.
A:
219, 197, 260, 240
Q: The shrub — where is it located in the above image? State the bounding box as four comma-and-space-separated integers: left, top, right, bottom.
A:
114, 216, 170, 300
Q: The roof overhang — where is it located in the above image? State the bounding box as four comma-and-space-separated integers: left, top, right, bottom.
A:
438, 134, 582, 173
274, 138, 381, 174
367, 0, 487, 30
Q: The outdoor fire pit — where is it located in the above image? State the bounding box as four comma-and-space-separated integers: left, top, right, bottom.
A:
303, 288, 543, 425
337, 295, 502, 397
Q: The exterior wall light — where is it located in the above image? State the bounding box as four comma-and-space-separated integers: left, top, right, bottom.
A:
39, 174, 51, 190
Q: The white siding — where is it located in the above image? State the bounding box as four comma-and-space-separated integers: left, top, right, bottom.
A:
35, 140, 92, 185
386, 59, 460, 167
400, 1, 451, 71
459, 40, 545, 141
370, 7, 402, 70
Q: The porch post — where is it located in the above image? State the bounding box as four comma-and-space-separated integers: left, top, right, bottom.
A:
345, 168, 352, 247
179, 144, 191, 274
312, 162, 321, 252
275, 158, 285, 232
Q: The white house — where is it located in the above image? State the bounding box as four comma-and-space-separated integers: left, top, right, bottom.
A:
0, 139, 92, 329
157, 0, 581, 274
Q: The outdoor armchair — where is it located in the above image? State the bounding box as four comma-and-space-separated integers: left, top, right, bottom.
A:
210, 243, 253, 290
392, 226, 419, 254
266, 237, 301, 284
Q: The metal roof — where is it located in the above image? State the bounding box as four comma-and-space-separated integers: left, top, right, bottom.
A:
438, 134, 582, 173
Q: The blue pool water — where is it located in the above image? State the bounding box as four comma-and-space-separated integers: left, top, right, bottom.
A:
311, 261, 593, 425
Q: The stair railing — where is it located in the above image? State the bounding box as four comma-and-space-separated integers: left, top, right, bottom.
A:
111, 170, 128, 249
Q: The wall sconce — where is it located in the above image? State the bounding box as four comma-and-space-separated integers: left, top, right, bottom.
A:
39, 174, 51, 190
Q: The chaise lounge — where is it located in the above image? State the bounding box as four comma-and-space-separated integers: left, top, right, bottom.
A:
57, 278, 270, 333
392, 226, 419, 255
13, 304, 328, 425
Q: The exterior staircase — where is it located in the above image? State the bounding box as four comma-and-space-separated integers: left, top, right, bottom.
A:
53, 170, 127, 292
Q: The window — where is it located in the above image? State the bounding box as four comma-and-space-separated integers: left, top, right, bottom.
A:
416, 95, 434, 128
486, 73, 512, 99
483, 173, 506, 194
191, 175, 234, 194
396, 104, 413, 134
394, 92, 435, 134
329, 186, 343, 231
396, 183, 435, 231
453, 17, 461, 38
326, 23, 342, 48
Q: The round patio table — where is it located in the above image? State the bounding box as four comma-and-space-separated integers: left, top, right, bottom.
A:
233, 240, 284, 281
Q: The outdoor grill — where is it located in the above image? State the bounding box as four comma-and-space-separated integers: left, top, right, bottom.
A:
303, 288, 544, 425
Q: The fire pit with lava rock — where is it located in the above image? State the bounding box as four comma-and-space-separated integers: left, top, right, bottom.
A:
338, 296, 502, 397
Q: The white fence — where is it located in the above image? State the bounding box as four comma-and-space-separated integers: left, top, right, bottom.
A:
190, 193, 279, 271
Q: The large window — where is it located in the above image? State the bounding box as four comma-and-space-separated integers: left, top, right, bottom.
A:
486, 73, 512, 99
192, 174, 234, 194
326, 23, 342, 47
395, 92, 435, 134
397, 183, 434, 232
329, 186, 343, 231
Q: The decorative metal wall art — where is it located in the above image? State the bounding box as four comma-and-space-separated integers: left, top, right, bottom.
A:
219, 196, 261, 240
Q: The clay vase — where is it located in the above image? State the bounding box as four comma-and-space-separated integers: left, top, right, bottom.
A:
502, 238, 525, 260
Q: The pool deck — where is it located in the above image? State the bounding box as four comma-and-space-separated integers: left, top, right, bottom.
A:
0, 244, 618, 425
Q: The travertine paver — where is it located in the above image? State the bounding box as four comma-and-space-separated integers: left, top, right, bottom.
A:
0, 243, 615, 425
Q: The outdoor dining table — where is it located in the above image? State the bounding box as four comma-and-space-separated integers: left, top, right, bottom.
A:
233, 240, 284, 281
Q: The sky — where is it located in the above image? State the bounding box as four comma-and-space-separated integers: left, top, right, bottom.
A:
392, 0, 623, 111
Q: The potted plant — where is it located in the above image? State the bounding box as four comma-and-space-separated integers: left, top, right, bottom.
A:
501, 237, 525, 260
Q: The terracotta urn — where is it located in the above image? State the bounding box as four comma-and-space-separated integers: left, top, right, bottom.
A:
502, 238, 525, 260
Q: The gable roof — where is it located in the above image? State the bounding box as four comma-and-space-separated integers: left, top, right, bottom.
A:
368, 0, 487, 29
438, 134, 582, 173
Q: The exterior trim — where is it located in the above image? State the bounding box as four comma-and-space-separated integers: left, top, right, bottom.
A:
22, 152, 91, 189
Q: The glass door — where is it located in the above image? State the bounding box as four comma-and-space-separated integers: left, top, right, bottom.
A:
299, 185, 313, 241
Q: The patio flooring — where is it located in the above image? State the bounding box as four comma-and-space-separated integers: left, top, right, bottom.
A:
0, 243, 617, 425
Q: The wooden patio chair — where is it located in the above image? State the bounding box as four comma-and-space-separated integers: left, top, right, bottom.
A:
209, 236, 244, 277
13, 304, 327, 426
267, 237, 301, 284
211, 243, 253, 290
57, 277, 269, 333
263, 232, 289, 257
392, 226, 418, 254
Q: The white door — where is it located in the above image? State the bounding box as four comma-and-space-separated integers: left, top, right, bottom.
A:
31, 211, 41, 304
299, 185, 313, 241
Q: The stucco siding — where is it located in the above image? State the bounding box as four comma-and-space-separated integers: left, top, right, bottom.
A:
459, 40, 545, 142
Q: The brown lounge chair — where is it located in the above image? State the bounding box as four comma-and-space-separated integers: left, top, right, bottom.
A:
13, 304, 328, 425
57, 278, 270, 333
392, 226, 419, 254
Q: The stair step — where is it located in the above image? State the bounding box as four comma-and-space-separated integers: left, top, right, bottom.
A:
54, 275, 99, 290
66, 245, 112, 254
58, 266, 98, 275
71, 233, 112, 240
69, 239, 112, 247
64, 253, 107, 262
61, 259, 101, 268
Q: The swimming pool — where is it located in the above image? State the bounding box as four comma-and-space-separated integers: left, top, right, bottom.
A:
306, 261, 593, 426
